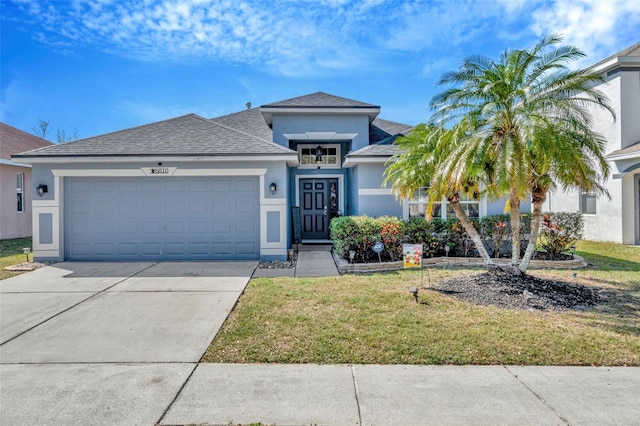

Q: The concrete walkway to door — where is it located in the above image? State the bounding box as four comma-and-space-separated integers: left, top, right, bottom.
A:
295, 244, 340, 277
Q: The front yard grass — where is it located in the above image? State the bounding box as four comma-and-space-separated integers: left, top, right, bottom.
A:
0, 237, 33, 280
204, 240, 639, 365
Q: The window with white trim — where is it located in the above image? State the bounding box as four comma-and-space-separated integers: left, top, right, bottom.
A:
17, 173, 24, 212
298, 144, 340, 168
580, 191, 596, 214
407, 188, 479, 219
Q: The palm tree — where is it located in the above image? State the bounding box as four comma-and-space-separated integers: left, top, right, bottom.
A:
430, 34, 614, 273
384, 124, 494, 264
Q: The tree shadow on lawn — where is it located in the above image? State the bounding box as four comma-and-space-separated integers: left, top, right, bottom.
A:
577, 250, 640, 272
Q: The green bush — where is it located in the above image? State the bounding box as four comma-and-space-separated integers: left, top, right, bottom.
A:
329, 216, 360, 257
403, 217, 439, 257
537, 212, 584, 259
379, 216, 404, 261
330, 212, 573, 263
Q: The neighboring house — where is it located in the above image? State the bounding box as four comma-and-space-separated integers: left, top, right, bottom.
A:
541, 42, 640, 245
14, 92, 528, 262
0, 123, 53, 240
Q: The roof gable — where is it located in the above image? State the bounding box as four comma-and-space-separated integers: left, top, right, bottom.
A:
588, 41, 640, 73
13, 114, 295, 159
0, 122, 53, 160
259, 92, 382, 126
261, 92, 379, 108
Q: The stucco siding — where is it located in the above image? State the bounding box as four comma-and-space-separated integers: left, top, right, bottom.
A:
272, 114, 370, 151
0, 164, 33, 239
354, 163, 402, 217
620, 70, 640, 149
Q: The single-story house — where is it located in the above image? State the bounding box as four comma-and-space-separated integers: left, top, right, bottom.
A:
14, 92, 530, 262
541, 42, 640, 245
0, 123, 53, 240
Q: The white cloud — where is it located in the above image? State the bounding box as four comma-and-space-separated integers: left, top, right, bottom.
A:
6, 0, 640, 78
529, 0, 640, 65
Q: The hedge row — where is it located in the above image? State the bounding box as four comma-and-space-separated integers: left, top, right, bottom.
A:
330, 212, 582, 263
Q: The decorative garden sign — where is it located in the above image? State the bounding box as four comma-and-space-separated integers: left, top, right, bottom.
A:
372, 241, 384, 263
403, 244, 423, 269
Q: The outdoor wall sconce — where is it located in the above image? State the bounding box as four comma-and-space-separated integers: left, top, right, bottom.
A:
269, 182, 277, 195
36, 184, 48, 197
315, 145, 323, 162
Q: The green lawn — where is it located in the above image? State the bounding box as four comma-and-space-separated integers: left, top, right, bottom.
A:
204, 240, 640, 365
0, 237, 33, 280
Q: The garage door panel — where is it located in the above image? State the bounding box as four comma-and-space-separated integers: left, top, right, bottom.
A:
65, 177, 260, 260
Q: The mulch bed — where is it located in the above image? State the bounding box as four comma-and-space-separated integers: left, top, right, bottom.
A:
433, 266, 600, 311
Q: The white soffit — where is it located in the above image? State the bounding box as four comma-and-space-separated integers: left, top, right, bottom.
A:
283, 132, 358, 141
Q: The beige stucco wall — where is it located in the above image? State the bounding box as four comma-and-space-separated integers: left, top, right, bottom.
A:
0, 164, 33, 239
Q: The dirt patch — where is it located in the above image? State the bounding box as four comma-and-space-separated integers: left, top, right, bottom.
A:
433, 266, 600, 311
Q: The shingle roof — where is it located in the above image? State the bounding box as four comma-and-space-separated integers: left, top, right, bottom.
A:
261, 92, 379, 108
211, 108, 273, 141
606, 140, 640, 158
369, 118, 413, 144
13, 114, 295, 158
345, 118, 414, 158
1, 122, 52, 160
588, 41, 640, 70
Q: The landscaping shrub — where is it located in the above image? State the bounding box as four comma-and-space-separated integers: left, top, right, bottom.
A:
329, 216, 359, 257
403, 217, 439, 257
331, 212, 579, 263
379, 216, 404, 261
479, 214, 510, 258
537, 212, 584, 259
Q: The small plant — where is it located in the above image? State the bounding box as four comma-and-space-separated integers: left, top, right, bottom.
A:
537, 212, 584, 259
479, 214, 510, 258
379, 216, 403, 261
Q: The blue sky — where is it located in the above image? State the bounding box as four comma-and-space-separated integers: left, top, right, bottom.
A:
2, 0, 639, 141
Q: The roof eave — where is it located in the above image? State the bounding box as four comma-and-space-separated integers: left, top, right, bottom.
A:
590, 56, 640, 75
12, 153, 300, 165
343, 155, 393, 168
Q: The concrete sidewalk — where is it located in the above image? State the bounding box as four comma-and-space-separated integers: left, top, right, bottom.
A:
162, 364, 640, 425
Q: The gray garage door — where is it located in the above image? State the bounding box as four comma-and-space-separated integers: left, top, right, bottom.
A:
64, 177, 260, 260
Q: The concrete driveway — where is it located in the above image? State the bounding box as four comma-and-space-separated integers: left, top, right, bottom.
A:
0, 261, 256, 425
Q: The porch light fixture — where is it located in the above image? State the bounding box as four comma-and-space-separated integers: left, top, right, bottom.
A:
36, 184, 48, 197
315, 145, 323, 162
269, 182, 277, 195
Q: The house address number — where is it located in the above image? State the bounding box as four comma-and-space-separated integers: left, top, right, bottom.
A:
141, 167, 177, 176
150, 167, 169, 174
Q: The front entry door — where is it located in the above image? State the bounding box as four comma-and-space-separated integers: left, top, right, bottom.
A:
300, 178, 338, 240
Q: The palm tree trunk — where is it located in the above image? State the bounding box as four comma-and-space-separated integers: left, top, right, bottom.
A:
509, 191, 521, 266
519, 188, 547, 272
448, 196, 493, 265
